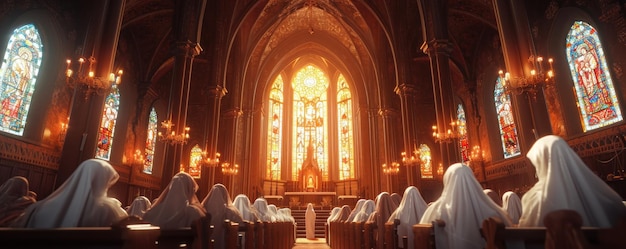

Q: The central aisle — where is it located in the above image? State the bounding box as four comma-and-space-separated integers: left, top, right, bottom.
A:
292, 238, 331, 249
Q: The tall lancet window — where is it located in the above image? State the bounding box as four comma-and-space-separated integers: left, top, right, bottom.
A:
95, 85, 120, 160
0, 24, 43, 136
267, 75, 284, 180
189, 145, 202, 178
337, 74, 355, 180
292, 65, 329, 180
457, 104, 469, 163
419, 144, 432, 179
143, 108, 157, 174
566, 21, 622, 131
494, 77, 521, 158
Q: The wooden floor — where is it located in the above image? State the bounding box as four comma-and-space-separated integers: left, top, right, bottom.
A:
292, 238, 331, 249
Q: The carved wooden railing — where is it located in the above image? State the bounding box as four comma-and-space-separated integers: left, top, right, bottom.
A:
0, 136, 61, 170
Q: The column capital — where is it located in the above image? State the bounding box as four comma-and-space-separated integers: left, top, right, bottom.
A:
378, 107, 399, 117
420, 39, 453, 56
208, 85, 227, 98
394, 83, 419, 97
224, 108, 243, 118
172, 40, 203, 57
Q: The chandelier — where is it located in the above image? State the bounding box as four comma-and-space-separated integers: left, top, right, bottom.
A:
432, 120, 461, 144
499, 55, 554, 99
157, 120, 190, 145
65, 57, 122, 97
401, 144, 421, 165
382, 162, 400, 175
203, 151, 221, 167
221, 162, 239, 176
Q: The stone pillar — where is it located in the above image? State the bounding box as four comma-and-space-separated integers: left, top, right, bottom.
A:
493, 0, 552, 153
58, 0, 126, 186
198, 85, 226, 197
395, 83, 421, 187
418, 0, 460, 170
160, 0, 206, 189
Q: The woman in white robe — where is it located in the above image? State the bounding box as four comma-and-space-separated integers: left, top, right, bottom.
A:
388, 186, 428, 248
351, 199, 375, 222
501, 191, 522, 224
519, 135, 626, 227
0, 176, 36, 226
252, 197, 274, 222
326, 207, 341, 225
305, 203, 316, 239
143, 172, 206, 229
419, 163, 512, 249
233, 194, 260, 222
202, 183, 244, 249
346, 199, 366, 222
14, 159, 127, 228
126, 196, 151, 219
367, 192, 398, 249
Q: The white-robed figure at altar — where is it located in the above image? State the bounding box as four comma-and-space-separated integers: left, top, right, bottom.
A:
305, 203, 316, 239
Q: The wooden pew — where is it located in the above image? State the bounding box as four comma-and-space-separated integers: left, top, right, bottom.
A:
384, 219, 400, 249
363, 221, 377, 249
224, 220, 240, 249
481, 209, 619, 249
412, 219, 445, 249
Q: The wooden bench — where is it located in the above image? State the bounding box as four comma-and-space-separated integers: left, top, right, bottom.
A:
0, 216, 209, 249
481, 209, 623, 249
412, 220, 445, 249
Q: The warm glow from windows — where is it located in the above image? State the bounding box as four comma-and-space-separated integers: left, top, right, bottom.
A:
566, 21, 622, 131
0, 24, 43, 136
494, 77, 520, 158
143, 108, 157, 174
95, 86, 120, 160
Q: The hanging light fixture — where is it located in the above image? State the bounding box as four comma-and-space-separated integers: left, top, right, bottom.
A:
65, 57, 122, 97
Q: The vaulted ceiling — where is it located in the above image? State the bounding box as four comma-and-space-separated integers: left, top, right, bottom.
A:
119, 0, 499, 98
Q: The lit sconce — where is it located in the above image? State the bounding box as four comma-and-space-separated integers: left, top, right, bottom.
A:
469, 145, 485, 163
203, 151, 221, 167
382, 162, 400, 175
401, 144, 421, 165
58, 122, 68, 143
432, 120, 461, 144
157, 120, 190, 145
221, 162, 239, 176
436, 163, 444, 176
134, 149, 145, 164
65, 57, 123, 97
499, 55, 554, 99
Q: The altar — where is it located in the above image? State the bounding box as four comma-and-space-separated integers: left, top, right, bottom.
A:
284, 191, 336, 208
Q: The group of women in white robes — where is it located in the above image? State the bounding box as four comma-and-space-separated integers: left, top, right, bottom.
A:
13, 159, 128, 228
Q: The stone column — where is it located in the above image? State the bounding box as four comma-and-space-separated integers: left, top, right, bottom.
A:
198, 85, 226, 197
58, 0, 126, 186
395, 83, 421, 187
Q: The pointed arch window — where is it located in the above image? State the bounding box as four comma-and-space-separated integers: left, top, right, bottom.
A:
189, 145, 203, 178
566, 21, 622, 131
143, 108, 158, 174
337, 74, 355, 180
292, 65, 329, 181
494, 77, 521, 158
267, 75, 284, 180
419, 144, 433, 179
95, 86, 120, 160
457, 104, 469, 163
0, 24, 43, 136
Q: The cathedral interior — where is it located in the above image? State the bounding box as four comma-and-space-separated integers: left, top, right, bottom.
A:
1, 0, 626, 206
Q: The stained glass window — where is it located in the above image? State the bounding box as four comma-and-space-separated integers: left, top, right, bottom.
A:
0, 24, 43, 136
143, 108, 157, 174
95, 85, 120, 160
494, 77, 521, 158
337, 74, 355, 180
189, 145, 202, 178
267, 75, 283, 180
292, 65, 329, 181
419, 144, 433, 179
566, 21, 622, 131
457, 104, 469, 163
